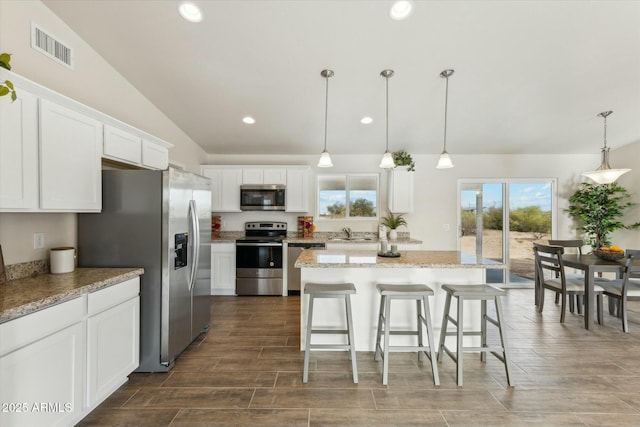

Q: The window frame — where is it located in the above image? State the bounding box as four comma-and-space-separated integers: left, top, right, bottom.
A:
316, 173, 380, 221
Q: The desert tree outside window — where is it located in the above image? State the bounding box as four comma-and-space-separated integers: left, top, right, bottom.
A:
317, 174, 379, 220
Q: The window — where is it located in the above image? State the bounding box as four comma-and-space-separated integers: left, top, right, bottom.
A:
318, 174, 379, 219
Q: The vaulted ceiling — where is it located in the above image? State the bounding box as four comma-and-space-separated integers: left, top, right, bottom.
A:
43, 0, 640, 156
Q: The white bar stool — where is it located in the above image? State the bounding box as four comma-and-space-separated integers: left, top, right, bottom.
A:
437, 284, 512, 387
374, 283, 440, 385
303, 282, 358, 384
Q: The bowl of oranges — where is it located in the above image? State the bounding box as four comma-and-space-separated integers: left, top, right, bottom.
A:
593, 245, 625, 261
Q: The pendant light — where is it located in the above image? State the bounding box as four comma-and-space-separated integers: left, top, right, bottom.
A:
317, 69, 334, 168
581, 111, 630, 184
436, 69, 455, 169
379, 69, 396, 169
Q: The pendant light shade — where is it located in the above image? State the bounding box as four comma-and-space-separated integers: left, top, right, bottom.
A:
581, 111, 630, 184
436, 69, 455, 169
379, 69, 396, 169
317, 69, 334, 168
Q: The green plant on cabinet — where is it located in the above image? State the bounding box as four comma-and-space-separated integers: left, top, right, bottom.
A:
392, 150, 415, 171
0, 53, 17, 101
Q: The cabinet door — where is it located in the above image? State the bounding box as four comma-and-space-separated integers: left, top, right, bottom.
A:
0, 88, 39, 210
211, 244, 236, 295
39, 99, 102, 211
263, 168, 287, 184
388, 168, 414, 213
0, 322, 84, 427
242, 168, 263, 184
141, 139, 169, 170
87, 296, 140, 407
103, 125, 142, 165
202, 167, 242, 212
286, 167, 309, 212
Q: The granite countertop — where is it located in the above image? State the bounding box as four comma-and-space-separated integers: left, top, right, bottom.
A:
0, 268, 144, 324
295, 249, 507, 269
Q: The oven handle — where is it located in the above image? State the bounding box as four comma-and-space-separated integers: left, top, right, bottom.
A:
236, 242, 283, 247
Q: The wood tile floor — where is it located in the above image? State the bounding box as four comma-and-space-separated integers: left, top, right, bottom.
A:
77, 289, 640, 426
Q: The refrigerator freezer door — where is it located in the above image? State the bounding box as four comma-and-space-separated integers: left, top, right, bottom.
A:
162, 168, 194, 366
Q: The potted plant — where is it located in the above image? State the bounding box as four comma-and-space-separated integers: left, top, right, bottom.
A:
381, 211, 407, 240
0, 53, 17, 101
566, 182, 640, 250
392, 150, 415, 171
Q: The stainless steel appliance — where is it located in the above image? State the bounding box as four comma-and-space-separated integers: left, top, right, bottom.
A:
240, 184, 286, 211
77, 168, 211, 372
287, 242, 326, 294
236, 221, 286, 295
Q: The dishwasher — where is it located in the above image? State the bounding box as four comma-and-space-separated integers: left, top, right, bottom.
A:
287, 242, 326, 294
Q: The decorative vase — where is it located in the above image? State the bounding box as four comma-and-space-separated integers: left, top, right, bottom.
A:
389, 229, 398, 240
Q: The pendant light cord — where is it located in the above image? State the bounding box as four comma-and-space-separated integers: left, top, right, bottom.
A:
385, 74, 389, 151
602, 114, 608, 149
323, 75, 329, 152
443, 74, 449, 152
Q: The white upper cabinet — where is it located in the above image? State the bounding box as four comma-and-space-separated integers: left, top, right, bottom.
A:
263, 168, 287, 185
285, 166, 310, 212
103, 125, 142, 164
242, 167, 287, 185
201, 166, 242, 212
39, 99, 103, 212
0, 87, 39, 211
388, 167, 414, 213
242, 168, 263, 184
141, 139, 169, 170
0, 70, 174, 212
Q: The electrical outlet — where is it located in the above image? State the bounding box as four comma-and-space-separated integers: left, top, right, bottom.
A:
33, 232, 45, 249
443, 224, 450, 231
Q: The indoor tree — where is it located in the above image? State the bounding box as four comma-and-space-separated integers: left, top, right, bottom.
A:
566, 182, 640, 248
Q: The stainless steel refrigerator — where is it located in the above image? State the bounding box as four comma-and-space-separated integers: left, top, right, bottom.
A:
78, 167, 211, 372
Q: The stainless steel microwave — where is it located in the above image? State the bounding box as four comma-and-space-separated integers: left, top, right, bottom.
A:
240, 184, 286, 211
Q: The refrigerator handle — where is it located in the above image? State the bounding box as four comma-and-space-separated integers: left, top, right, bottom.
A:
188, 199, 200, 291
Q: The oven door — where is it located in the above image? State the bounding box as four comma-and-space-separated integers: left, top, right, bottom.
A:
236, 241, 283, 295
236, 241, 283, 275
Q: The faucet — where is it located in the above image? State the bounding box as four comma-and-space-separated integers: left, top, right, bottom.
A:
342, 227, 352, 240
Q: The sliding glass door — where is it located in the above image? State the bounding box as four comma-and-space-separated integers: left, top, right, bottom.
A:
459, 179, 555, 285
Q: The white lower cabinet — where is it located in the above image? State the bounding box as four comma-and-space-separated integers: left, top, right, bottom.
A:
86, 278, 140, 408
0, 277, 140, 427
0, 298, 85, 427
211, 243, 236, 295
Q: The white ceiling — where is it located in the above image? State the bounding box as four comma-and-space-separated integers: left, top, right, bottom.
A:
42, 0, 640, 156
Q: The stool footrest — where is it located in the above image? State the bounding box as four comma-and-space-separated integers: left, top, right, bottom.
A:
381, 330, 420, 336
309, 344, 353, 350
310, 329, 349, 334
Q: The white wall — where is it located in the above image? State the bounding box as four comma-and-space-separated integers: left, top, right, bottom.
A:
610, 141, 640, 250
207, 152, 599, 250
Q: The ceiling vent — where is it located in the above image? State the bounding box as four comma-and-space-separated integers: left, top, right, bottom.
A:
31, 23, 74, 69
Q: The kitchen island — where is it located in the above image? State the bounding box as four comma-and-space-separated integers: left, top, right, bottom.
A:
295, 249, 506, 351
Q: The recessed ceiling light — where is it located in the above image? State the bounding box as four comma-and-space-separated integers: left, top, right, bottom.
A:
360, 116, 373, 124
179, 2, 203, 23
390, 1, 413, 20
242, 116, 256, 124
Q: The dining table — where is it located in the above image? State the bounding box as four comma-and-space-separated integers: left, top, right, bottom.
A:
561, 253, 625, 330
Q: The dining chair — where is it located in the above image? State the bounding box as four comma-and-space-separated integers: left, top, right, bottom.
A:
533, 243, 604, 324
548, 240, 585, 313
598, 250, 640, 332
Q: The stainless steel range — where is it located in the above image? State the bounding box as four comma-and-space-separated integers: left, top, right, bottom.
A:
236, 221, 287, 295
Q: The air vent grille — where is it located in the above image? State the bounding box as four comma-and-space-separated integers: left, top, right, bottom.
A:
31, 23, 74, 69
